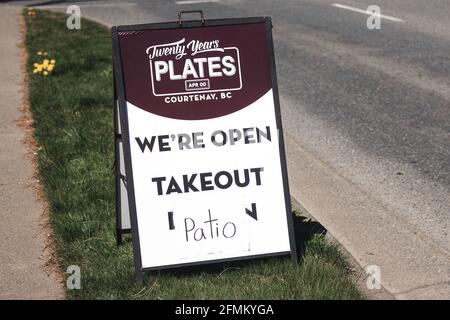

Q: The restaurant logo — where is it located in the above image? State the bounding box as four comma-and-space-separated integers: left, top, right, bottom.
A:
146, 38, 242, 96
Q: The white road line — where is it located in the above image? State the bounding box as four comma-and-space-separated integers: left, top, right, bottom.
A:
176, 0, 220, 4
332, 3, 405, 23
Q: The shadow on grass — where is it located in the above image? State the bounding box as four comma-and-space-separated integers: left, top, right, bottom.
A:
119, 213, 327, 279
293, 214, 327, 255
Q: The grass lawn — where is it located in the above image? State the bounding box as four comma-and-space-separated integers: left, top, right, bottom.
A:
24, 9, 364, 300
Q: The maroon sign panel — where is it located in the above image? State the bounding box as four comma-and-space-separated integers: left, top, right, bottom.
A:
118, 23, 272, 120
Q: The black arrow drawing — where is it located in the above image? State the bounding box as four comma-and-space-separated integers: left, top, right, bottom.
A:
245, 203, 258, 221
168, 211, 175, 230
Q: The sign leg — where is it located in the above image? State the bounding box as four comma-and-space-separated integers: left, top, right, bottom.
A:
116, 229, 123, 246
135, 269, 144, 287
113, 93, 124, 246
291, 249, 298, 265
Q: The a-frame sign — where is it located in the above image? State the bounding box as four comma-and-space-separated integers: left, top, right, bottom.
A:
112, 12, 297, 284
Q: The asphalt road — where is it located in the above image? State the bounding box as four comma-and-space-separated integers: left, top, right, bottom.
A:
21, 0, 450, 298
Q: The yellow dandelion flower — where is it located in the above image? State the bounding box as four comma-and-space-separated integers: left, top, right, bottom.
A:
33, 63, 39, 67
47, 65, 54, 72
43, 71, 48, 76
43, 59, 49, 66
37, 51, 42, 55
44, 52, 48, 56
33, 69, 38, 74
50, 59, 56, 64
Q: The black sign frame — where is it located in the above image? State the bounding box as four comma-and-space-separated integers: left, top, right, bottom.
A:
112, 16, 297, 286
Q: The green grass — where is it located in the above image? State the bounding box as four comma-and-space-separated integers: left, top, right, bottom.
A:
24, 9, 364, 300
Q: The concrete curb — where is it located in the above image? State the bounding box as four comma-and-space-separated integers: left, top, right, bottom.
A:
286, 135, 450, 300
291, 197, 395, 300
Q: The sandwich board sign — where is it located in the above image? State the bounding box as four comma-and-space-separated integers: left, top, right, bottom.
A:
112, 12, 297, 284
